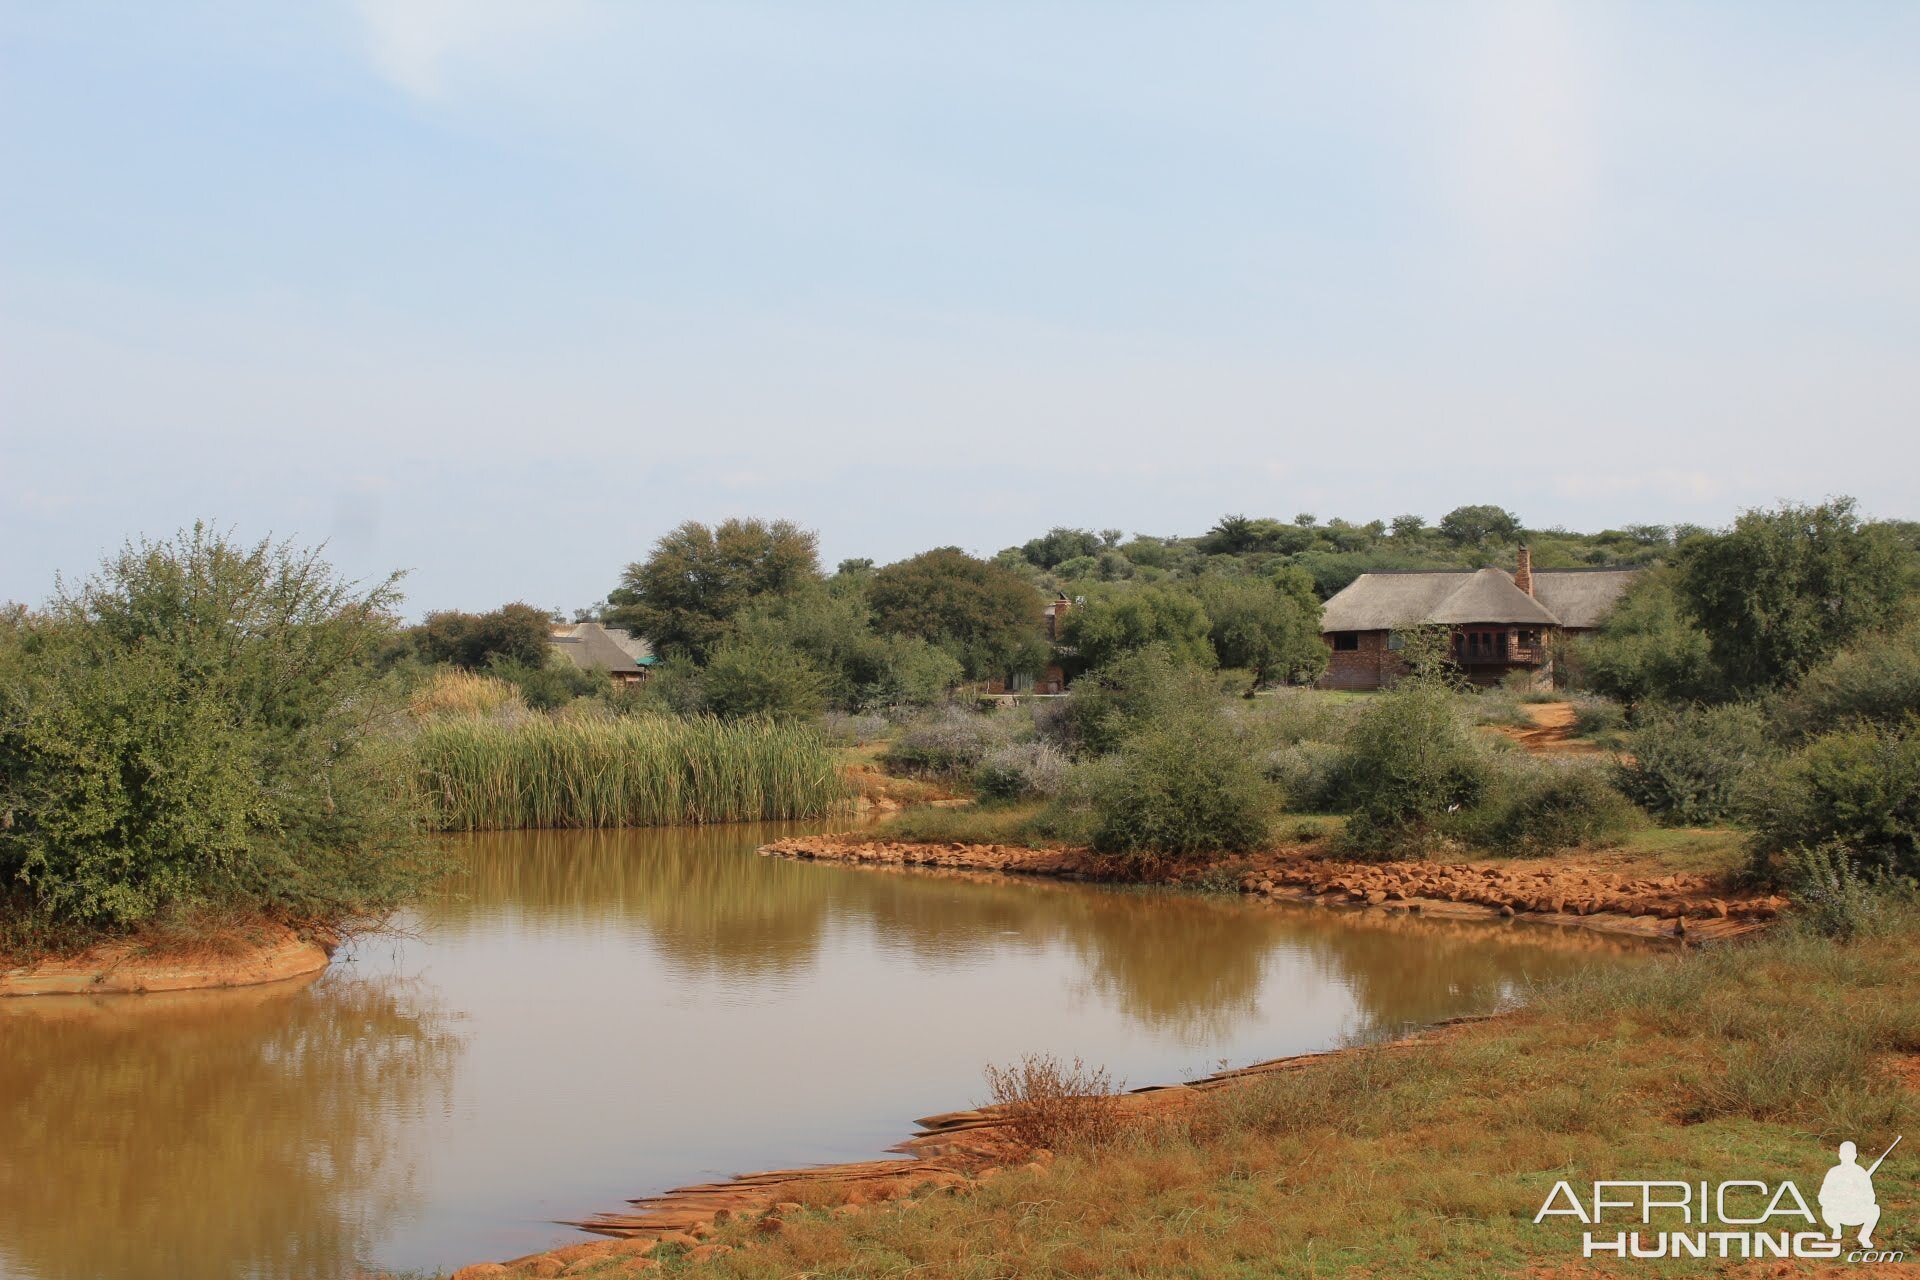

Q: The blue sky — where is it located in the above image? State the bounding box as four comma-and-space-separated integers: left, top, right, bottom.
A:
3, 2, 1917, 616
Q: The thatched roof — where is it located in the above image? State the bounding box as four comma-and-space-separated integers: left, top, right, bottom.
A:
1321, 566, 1636, 633
550, 622, 654, 674
1530, 570, 1640, 629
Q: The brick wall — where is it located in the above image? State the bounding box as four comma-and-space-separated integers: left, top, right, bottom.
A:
1319, 630, 1407, 690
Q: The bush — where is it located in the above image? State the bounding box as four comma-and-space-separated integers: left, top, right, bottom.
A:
1749, 722, 1920, 879
700, 637, 829, 720
1569, 694, 1627, 740
974, 742, 1071, 800
883, 706, 1028, 778
1336, 682, 1491, 855
1771, 620, 1920, 739
1466, 761, 1642, 856
1076, 712, 1276, 859
1780, 843, 1909, 941
0, 528, 432, 936
818, 710, 891, 747
488, 657, 610, 712
982, 1054, 1124, 1152
1261, 741, 1347, 812
1612, 702, 1773, 825
1063, 645, 1218, 758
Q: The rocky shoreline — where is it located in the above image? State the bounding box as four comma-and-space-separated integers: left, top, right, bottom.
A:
758, 835, 1784, 941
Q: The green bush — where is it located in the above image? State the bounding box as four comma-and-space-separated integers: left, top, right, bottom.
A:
973, 742, 1070, 800
0, 528, 432, 936
1335, 681, 1491, 855
1466, 762, 1642, 856
700, 637, 829, 720
1261, 741, 1347, 812
1074, 712, 1276, 860
1063, 645, 1218, 758
1569, 695, 1627, 740
1779, 843, 1909, 941
1612, 702, 1773, 825
488, 657, 609, 711
1770, 620, 1920, 739
883, 706, 1028, 777
1749, 722, 1920, 879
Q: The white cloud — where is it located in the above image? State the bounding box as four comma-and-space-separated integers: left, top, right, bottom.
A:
353, 0, 589, 99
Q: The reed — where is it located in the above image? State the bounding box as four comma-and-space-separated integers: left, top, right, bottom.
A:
411, 715, 849, 830
407, 668, 525, 719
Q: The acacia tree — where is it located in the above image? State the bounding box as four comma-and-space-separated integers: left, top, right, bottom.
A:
1194, 571, 1327, 695
1059, 585, 1214, 671
869, 547, 1047, 680
1679, 498, 1910, 692
606, 518, 819, 661
1437, 504, 1522, 547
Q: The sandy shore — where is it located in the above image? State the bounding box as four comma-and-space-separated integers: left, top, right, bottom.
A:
0, 924, 336, 997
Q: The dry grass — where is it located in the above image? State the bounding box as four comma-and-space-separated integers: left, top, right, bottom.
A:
406, 668, 525, 719
982, 1054, 1126, 1152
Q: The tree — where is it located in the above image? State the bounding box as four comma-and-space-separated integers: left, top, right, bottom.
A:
869, 548, 1048, 680
1059, 585, 1214, 672
1679, 498, 1910, 692
1390, 514, 1426, 540
1577, 569, 1719, 705
1019, 527, 1103, 569
413, 602, 552, 670
1437, 504, 1522, 547
606, 518, 819, 661
1193, 574, 1326, 694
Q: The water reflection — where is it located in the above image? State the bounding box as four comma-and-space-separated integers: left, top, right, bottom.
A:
0, 973, 459, 1280
0, 824, 1644, 1279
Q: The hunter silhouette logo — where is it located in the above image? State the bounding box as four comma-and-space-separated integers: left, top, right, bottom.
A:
1822, 1137, 1897, 1249
1534, 1135, 1904, 1263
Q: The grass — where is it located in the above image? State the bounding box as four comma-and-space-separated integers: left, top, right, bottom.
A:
550, 907, 1920, 1279
870, 801, 1049, 846
411, 715, 849, 830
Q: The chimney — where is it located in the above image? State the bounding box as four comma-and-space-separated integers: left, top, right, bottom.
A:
1514, 545, 1534, 596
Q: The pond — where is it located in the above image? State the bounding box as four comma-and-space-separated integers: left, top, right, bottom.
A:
0, 825, 1649, 1280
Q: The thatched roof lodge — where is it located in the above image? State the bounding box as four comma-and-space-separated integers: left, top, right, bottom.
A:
1318, 548, 1638, 690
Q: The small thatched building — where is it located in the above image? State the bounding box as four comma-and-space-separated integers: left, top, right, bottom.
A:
1317, 548, 1637, 690
549, 622, 656, 684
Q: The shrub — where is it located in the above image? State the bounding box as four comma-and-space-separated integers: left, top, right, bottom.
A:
1569, 695, 1627, 740
974, 742, 1071, 800
817, 710, 890, 747
982, 1054, 1124, 1152
1748, 722, 1920, 879
1077, 712, 1276, 859
1261, 741, 1346, 812
1780, 843, 1908, 941
883, 706, 1028, 778
1336, 681, 1491, 855
700, 637, 829, 720
1612, 702, 1773, 824
1233, 688, 1357, 747
488, 657, 610, 712
1771, 620, 1920, 739
1062, 645, 1218, 758
1466, 761, 1642, 856
0, 528, 432, 935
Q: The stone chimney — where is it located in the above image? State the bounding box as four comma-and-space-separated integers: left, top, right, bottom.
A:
1514, 545, 1534, 596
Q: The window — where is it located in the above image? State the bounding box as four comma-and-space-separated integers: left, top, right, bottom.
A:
1331, 632, 1360, 652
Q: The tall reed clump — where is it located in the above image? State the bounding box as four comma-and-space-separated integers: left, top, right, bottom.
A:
412, 715, 849, 830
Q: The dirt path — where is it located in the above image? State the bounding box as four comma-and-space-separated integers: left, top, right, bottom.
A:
1494, 700, 1603, 755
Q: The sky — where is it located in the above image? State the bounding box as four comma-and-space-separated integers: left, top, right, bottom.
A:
3, 2, 1918, 617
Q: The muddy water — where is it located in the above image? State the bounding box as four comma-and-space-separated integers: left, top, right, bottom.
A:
0, 826, 1648, 1280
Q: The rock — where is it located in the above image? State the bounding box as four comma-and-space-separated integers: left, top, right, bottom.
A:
774, 1200, 803, 1213
1499, 904, 1515, 917
1364, 890, 1387, 905
527, 1262, 566, 1279
450, 1267, 509, 1280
